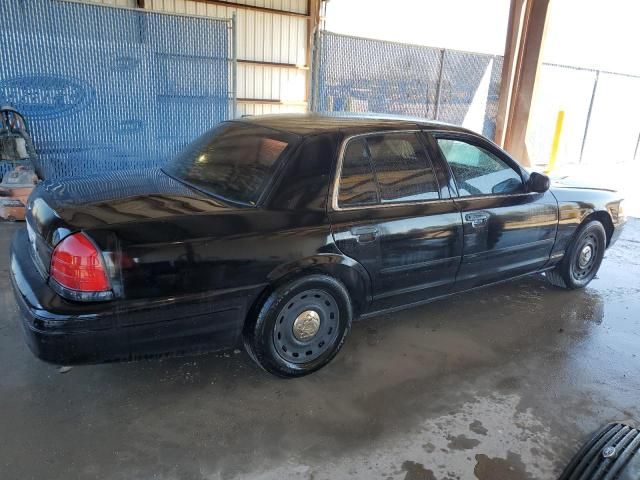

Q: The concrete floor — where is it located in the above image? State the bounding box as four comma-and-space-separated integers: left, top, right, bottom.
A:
1, 219, 639, 480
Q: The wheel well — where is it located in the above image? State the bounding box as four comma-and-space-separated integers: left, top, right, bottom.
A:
244, 264, 369, 333
584, 211, 614, 246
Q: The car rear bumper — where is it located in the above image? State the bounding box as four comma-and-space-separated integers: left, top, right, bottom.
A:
10, 228, 257, 365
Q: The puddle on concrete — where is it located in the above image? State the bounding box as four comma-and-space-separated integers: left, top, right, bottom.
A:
400, 461, 436, 480
474, 452, 533, 480
469, 420, 488, 436
447, 434, 481, 450
234, 392, 558, 479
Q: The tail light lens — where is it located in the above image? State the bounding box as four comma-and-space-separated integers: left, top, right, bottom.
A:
50, 232, 113, 301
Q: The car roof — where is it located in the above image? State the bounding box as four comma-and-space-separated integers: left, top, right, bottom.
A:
234, 113, 473, 137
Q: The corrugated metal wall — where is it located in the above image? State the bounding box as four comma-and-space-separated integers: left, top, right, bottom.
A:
84, 0, 310, 117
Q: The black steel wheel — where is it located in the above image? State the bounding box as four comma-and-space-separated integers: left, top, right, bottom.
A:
244, 274, 352, 378
571, 231, 600, 281
546, 220, 606, 289
272, 289, 341, 364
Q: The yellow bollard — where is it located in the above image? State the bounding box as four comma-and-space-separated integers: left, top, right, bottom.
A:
545, 110, 565, 174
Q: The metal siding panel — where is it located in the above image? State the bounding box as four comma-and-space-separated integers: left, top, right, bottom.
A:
238, 62, 247, 98
262, 10, 272, 63
288, 14, 297, 64
298, 16, 306, 64
174, 0, 185, 13
256, 12, 264, 61
240, 102, 308, 117
272, 14, 282, 64
280, 16, 290, 64
246, 11, 254, 61
185, 1, 197, 14
83, 0, 137, 6
230, 0, 306, 13
263, 65, 272, 99
271, 67, 280, 99
244, 64, 254, 99
142, 0, 310, 113
238, 64, 306, 101
237, 9, 247, 60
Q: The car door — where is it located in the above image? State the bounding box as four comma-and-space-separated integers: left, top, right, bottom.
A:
329, 130, 464, 312
429, 132, 558, 291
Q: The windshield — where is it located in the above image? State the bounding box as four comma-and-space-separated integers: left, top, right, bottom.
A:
163, 122, 294, 205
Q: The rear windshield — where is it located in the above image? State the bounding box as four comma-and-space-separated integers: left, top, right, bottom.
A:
163, 122, 294, 205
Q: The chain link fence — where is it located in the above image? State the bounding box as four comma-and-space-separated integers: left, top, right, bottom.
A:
529, 64, 640, 167
0, 0, 233, 179
311, 31, 503, 139
311, 30, 640, 170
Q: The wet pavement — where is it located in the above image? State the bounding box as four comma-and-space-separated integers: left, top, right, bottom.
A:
1, 219, 639, 480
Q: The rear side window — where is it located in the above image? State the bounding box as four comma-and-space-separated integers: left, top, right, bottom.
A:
164, 122, 293, 205
337, 132, 440, 208
367, 133, 439, 203
338, 139, 379, 207
437, 138, 524, 196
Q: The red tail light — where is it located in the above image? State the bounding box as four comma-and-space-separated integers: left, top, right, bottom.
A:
50, 233, 111, 297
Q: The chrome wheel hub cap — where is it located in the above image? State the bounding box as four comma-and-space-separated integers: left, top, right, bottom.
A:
292, 310, 321, 341
579, 245, 593, 268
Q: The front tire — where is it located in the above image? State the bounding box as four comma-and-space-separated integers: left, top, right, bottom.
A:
546, 220, 606, 289
244, 274, 352, 378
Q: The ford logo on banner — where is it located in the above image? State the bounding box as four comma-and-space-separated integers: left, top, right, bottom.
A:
0, 75, 95, 119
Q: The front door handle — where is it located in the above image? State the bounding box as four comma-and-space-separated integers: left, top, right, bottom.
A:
350, 225, 379, 243
465, 213, 490, 228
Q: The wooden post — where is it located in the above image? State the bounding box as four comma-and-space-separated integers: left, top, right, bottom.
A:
495, 0, 551, 166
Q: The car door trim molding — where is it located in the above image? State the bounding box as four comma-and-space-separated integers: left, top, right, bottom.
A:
378, 255, 461, 275
454, 191, 544, 202
330, 130, 449, 212
462, 237, 556, 263
373, 276, 454, 300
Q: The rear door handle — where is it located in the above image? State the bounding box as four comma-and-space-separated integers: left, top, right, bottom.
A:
350, 225, 379, 243
465, 213, 489, 228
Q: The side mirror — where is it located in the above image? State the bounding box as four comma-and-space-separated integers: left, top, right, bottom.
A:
527, 171, 550, 193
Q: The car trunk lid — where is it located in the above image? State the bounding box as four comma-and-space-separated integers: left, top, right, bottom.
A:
25, 168, 237, 277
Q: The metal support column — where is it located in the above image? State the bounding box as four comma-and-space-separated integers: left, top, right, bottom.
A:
231, 13, 238, 119
579, 70, 599, 163
496, 0, 552, 166
434, 49, 446, 121
306, 0, 322, 112
309, 27, 319, 112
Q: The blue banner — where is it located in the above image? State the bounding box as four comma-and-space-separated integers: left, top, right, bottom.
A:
0, 0, 230, 178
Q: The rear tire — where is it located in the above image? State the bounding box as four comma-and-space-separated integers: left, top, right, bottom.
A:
244, 274, 352, 378
546, 220, 606, 289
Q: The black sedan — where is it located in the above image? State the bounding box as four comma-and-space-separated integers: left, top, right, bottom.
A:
10, 115, 627, 377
